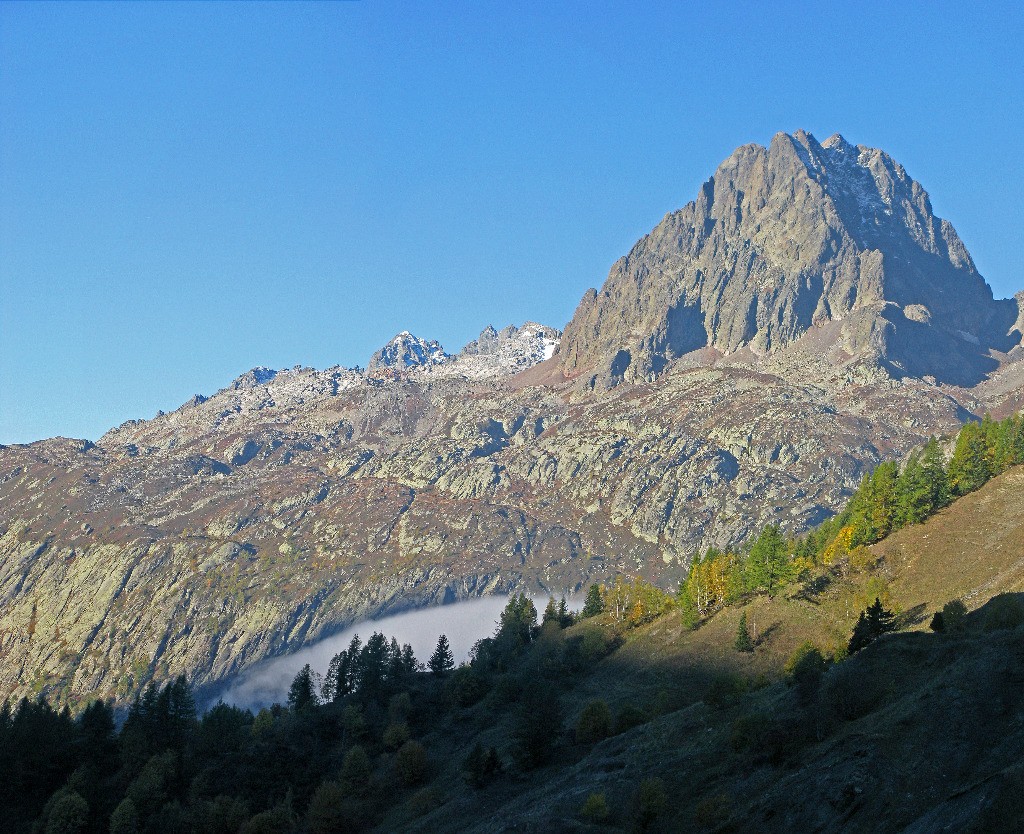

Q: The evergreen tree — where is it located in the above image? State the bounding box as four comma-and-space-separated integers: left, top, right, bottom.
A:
848, 597, 896, 654
496, 593, 538, 648
387, 636, 405, 681
513, 691, 562, 769
734, 611, 754, 652
358, 632, 391, 698
557, 595, 575, 628
400, 643, 419, 674
865, 596, 896, 636
847, 611, 873, 654
920, 436, 950, 511
581, 584, 604, 618
542, 595, 559, 626
746, 525, 790, 596
287, 664, 317, 712
428, 634, 455, 677
343, 634, 362, 693
868, 461, 900, 540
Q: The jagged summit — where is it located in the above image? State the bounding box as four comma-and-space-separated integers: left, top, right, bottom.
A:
559, 130, 1020, 389
367, 332, 451, 374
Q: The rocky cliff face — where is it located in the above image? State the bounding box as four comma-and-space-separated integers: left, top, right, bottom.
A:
1, 131, 1020, 709
558, 131, 1020, 389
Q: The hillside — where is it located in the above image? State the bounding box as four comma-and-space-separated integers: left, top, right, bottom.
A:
8, 466, 1024, 833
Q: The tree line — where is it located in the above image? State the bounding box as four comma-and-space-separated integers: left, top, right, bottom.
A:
676, 413, 1024, 625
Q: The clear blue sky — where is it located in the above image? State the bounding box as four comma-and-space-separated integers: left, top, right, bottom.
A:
1, 2, 1022, 444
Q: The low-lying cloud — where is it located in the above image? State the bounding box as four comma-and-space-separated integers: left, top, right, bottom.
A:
216, 595, 578, 710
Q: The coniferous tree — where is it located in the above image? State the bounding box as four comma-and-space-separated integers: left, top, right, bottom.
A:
848, 597, 896, 654
920, 436, 951, 511
428, 634, 455, 677
541, 595, 559, 626
746, 525, 790, 596
358, 632, 391, 698
581, 584, 604, 618
497, 593, 538, 648
734, 611, 754, 652
400, 643, 419, 674
557, 595, 575, 628
287, 664, 317, 712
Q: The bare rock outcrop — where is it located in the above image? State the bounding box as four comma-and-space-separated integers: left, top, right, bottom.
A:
558, 131, 1020, 389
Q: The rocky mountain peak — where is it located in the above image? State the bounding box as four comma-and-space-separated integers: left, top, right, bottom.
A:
367, 332, 451, 374
559, 130, 1020, 389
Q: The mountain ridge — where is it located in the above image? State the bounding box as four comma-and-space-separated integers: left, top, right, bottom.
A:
1, 130, 1022, 709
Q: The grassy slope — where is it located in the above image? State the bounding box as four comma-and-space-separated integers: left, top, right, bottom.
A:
380, 466, 1024, 833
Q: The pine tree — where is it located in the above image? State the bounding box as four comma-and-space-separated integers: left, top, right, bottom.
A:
847, 597, 896, 654
557, 595, 574, 628
865, 596, 896, 636
358, 633, 391, 697
746, 525, 790, 597
400, 643, 418, 674
428, 634, 455, 677
581, 584, 604, 618
541, 595, 559, 626
287, 664, 318, 712
920, 436, 950, 512
734, 611, 753, 652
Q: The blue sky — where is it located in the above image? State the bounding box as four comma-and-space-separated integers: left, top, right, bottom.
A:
1, 2, 1022, 443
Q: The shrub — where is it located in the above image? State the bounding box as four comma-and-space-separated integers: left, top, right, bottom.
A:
388, 692, 412, 722
730, 713, 805, 762
631, 778, 667, 832
462, 743, 502, 788
43, 790, 89, 834
848, 545, 877, 571
785, 642, 827, 705
513, 692, 562, 770
706, 674, 747, 709
729, 712, 770, 753
822, 661, 884, 721
407, 787, 442, 818
575, 700, 612, 744
579, 792, 610, 823
340, 745, 371, 791
395, 740, 428, 786
382, 722, 410, 750
614, 703, 648, 734
446, 666, 489, 707
109, 798, 140, 834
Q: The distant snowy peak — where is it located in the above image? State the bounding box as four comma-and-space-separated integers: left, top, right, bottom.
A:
452, 321, 561, 378
367, 332, 452, 374
364, 322, 561, 380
